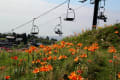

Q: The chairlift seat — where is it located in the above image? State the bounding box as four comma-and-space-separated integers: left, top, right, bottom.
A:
31, 25, 39, 35
98, 15, 107, 22
64, 18, 75, 21
90, 2, 94, 4
55, 29, 63, 35
100, 6, 104, 8
90, 0, 95, 4
79, 0, 87, 3
55, 31, 63, 35
31, 32, 39, 35
65, 8, 75, 21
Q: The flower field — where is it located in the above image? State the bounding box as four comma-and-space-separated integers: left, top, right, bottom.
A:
0, 25, 120, 80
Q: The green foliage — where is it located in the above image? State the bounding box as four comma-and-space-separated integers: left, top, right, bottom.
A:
63, 24, 120, 49
0, 24, 120, 80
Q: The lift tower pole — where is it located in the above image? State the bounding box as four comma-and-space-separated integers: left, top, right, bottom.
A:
92, 0, 100, 30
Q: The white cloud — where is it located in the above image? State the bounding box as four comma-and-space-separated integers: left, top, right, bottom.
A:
0, 0, 120, 37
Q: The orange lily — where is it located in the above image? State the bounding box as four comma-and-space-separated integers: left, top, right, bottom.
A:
32, 68, 39, 74
74, 57, 79, 62
5, 76, 10, 80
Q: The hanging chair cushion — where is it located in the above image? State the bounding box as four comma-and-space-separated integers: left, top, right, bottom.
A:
31, 32, 38, 35
55, 31, 63, 35
64, 18, 74, 21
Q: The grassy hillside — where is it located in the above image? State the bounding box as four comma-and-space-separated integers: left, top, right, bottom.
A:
0, 24, 120, 80
63, 24, 120, 49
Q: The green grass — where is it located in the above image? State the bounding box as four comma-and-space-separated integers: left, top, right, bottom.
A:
0, 24, 120, 80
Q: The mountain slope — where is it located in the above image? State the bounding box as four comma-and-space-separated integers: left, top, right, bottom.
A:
62, 24, 120, 49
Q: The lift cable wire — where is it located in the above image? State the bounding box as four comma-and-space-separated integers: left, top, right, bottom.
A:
34, 3, 89, 36
35, 0, 68, 20
11, 20, 33, 32
38, 2, 89, 28
10, 0, 68, 32
9, 1, 89, 34
11, 1, 89, 34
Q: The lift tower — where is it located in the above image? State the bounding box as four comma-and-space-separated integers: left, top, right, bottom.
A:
92, 0, 100, 30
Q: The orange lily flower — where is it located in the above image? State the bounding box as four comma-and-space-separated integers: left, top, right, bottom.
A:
109, 60, 113, 63
53, 56, 57, 60
29, 46, 36, 51
84, 46, 88, 50
68, 72, 82, 80
114, 31, 119, 34
61, 41, 66, 45
118, 72, 120, 79
108, 46, 116, 53
5, 76, 10, 80
113, 56, 117, 59
36, 59, 41, 63
69, 48, 76, 53
40, 62, 47, 65
32, 61, 35, 64
58, 56, 63, 60
77, 43, 82, 47
39, 44, 44, 48
88, 60, 92, 63
32, 68, 39, 74
47, 56, 52, 60
58, 55, 67, 60
39, 65, 53, 72
80, 54, 87, 58
74, 57, 79, 62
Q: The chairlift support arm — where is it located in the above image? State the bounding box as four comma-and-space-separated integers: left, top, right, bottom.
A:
92, 0, 100, 30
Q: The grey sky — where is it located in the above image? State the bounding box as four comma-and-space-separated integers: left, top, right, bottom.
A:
0, 0, 120, 37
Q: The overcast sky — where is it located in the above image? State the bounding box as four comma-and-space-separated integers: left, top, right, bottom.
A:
0, 0, 120, 37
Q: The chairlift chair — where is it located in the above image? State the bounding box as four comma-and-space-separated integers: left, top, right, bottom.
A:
54, 28, 63, 36
79, 0, 87, 3
31, 18, 39, 35
99, 0, 105, 8
64, 8, 75, 21
54, 24, 63, 36
90, 0, 95, 4
31, 25, 39, 35
54, 28, 63, 35
64, 0, 75, 21
97, 12, 107, 22
97, 0, 107, 22
54, 17, 63, 36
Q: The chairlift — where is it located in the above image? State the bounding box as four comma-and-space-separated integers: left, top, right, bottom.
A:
31, 25, 39, 35
54, 27, 63, 36
64, 0, 75, 21
90, 0, 95, 4
99, 0, 105, 8
54, 17, 63, 36
98, 0, 107, 22
64, 8, 75, 21
31, 18, 39, 35
97, 12, 107, 22
79, 0, 87, 3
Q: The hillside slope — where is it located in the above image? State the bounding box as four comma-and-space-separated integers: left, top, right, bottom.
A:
0, 24, 120, 80
63, 24, 120, 49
